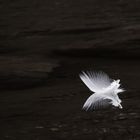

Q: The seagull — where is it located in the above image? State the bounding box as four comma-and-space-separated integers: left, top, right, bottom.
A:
79, 71, 125, 111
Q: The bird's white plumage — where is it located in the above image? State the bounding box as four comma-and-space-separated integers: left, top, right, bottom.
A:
80, 71, 125, 111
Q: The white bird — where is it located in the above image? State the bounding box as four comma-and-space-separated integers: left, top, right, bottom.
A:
79, 71, 125, 111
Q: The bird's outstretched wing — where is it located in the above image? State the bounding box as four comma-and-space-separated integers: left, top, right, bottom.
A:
83, 94, 112, 111
80, 71, 112, 93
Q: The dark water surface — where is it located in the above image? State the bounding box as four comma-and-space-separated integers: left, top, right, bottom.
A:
0, 0, 140, 139
0, 57, 139, 140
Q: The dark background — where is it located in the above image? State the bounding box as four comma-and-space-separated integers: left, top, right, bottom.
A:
0, 0, 140, 139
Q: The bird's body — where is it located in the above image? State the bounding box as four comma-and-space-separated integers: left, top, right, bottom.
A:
79, 71, 124, 111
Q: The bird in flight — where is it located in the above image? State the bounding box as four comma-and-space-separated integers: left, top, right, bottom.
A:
79, 71, 125, 111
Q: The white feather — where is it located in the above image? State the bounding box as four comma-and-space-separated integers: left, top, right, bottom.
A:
79, 71, 111, 93
83, 94, 112, 110
80, 71, 125, 110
